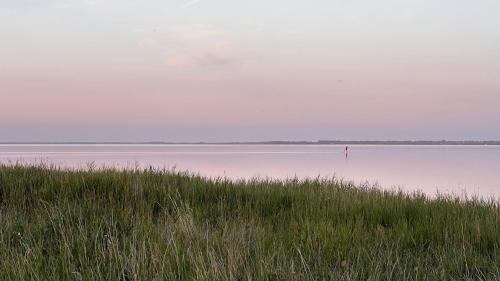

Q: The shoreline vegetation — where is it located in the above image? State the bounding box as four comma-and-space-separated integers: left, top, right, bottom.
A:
0, 165, 499, 280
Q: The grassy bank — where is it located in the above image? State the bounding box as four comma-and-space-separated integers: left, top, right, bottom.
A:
0, 165, 499, 280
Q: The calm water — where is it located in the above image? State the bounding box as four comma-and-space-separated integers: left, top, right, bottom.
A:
1, 144, 499, 198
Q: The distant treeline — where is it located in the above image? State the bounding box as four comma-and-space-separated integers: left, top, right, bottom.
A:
213, 140, 500, 145
2, 140, 500, 145
290, 140, 500, 145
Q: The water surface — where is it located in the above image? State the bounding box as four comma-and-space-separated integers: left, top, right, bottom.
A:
1, 144, 499, 198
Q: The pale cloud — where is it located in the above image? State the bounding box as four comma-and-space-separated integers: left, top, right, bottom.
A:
134, 24, 236, 68
168, 24, 226, 40
181, 0, 201, 9
137, 38, 160, 48
167, 53, 231, 68
132, 25, 226, 42
166, 25, 235, 68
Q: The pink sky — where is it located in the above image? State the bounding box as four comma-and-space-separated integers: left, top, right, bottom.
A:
1, 0, 500, 141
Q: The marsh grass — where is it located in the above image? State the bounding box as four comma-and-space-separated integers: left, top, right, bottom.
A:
0, 164, 499, 280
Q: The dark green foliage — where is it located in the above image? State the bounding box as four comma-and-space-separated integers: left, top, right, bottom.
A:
0, 164, 499, 280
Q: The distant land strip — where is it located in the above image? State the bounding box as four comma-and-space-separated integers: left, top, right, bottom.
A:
1, 140, 500, 145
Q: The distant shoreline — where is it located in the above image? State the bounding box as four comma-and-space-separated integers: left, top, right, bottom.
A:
1, 140, 500, 145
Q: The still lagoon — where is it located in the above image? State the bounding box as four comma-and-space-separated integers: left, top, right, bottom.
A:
1, 144, 499, 198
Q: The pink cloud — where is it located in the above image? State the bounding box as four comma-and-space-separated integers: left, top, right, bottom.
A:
167, 53, 232, 68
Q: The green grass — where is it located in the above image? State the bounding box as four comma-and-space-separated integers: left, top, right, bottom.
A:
0, 164, 499, 281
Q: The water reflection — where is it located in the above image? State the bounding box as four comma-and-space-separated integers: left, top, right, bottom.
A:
0, 144, 499, 198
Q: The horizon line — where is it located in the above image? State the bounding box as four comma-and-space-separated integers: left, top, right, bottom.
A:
1, 140, 500, 145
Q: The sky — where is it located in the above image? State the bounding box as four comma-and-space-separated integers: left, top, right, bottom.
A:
1, 0, 500, 142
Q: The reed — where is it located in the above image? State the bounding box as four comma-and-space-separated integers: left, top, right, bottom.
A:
0, 164, 499, 280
